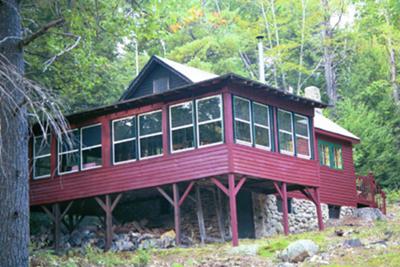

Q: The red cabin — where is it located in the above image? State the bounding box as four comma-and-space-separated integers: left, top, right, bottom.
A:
30, 56, 385, 250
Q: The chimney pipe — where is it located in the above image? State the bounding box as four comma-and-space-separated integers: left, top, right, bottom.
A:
257, 35, 265, 83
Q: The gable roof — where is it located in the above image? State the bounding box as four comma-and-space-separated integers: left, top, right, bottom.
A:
314, 112, 360, 141
120, 55, 218, 100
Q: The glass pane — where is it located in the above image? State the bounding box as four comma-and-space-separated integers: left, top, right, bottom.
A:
235, 120, 251, 143
198, 121, 222, 146
82, 125, 101, 148
114, 140, 136, 163
60, 130, 80, 152
171, 102, 193, 128
140, 111, 162, 136
255, 126, 270, 148
82, 147, 102, 169
333, 146, 343, 168
34, 156, 50, 178
279, 132, 294, 153
140, 135, 163, 158
34, 135, 51, 156
295, 115, 309, 137
321, 144, 331, 166
172, 127, 194, 151
60, 151, 80, 173
278, 110, 292, 132
296, 136, 310, 157
234, 97, 250, 121
114, 118, 136, 141
253, 103, 269, 126
197, 96, 222, 122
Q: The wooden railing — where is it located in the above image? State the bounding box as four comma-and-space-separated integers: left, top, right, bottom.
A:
356, 173, 386, 214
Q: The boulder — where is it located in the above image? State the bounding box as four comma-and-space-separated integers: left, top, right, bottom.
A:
354, 208, 385, 221
279, 239, 319, 263
343, 239, 363, 248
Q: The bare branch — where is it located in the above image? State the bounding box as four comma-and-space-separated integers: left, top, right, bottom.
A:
43, 35, 81, 72
22, 17, 65, 47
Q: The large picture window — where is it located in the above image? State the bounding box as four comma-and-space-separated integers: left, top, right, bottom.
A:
294, 114, 311, 158
81, 124, 102, 170
318, 140, 343, 169
112, 117, 137, 164
253, 102, 271, 149
234, 97, 252, 145
196, 95, 223, 147
278, 109, 294, 155
139, 110, 163, 159
33, 135, 51, 179
58, 129, 80, 174
170, 101, 195, 153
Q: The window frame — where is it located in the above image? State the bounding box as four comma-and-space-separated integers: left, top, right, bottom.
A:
318, 140, 343, 170
138, 109, 163, 160
195, 94, 224, 149
58, 129, 80, 175
233, 96, 253, 146
169, 100, 195, 154
153, 77, 169, 93
294, 114, 312, 159
33, 134, 51, 180
80, 123, 103, 171
252, 102, 272, 151
112, 116, 137, 165
277, 109, 295, 156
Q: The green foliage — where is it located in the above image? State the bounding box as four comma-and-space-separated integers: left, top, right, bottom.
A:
257, 239, 290, 258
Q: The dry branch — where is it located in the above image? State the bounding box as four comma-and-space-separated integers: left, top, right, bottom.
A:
22, 17, 65, 47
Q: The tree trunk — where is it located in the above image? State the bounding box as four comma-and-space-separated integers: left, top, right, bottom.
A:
320, 0, 337, 106
0, 1, 29, 266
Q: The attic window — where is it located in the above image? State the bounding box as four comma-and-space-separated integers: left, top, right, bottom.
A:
153, 77, 169, 93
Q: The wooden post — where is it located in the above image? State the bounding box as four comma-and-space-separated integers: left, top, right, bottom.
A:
214, 188, 225, 242
314, 188, 324, 231
95, 194, 122, 251
173, 183, 181, 245
53, 203, 61, 252
228, 174, 239, 246
195, 186, 206, 244
281, 183, 289, 235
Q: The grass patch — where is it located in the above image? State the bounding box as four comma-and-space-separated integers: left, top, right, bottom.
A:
257, 239, 290, 258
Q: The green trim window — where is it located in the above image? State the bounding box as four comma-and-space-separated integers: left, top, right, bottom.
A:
196, 95, 223, 148
58, 129, 80, 175
33, 134, 51, 179
170, 101, 195, 153
318, 140, 343, 169
112, 116, 137, 164
233, 96, 272, 150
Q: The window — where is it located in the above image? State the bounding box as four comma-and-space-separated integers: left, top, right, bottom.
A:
196, 95, 223, 147
153, 77, 169, 93
234, 97, 252, 145
318, 140, 343, 169
278, 110, 294, 155
58, 130, 80, 174
253, 102, 271, 149
81, 124, 102, 170
277, 197, 292, 213
170, 101, 195, 153
112, 117, 137, 164
33, 135, 51, 179
328, 205, 341, 219
139, 110, 163, 159
294, 114, 311, 159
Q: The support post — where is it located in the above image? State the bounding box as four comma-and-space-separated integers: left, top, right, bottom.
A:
53, 203, 61, 252
228, 174, 239, 246
173, 183, 181, 246
314, 188, 324, 231
195, 186, 206, 244
281, 183, 289, 235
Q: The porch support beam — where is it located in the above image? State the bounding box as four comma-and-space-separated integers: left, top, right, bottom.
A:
228, 174, 239, 246
299, 187, 324, 231
95, 193, 122, 251
273, 182, 289, 235
172, 183, 181, 246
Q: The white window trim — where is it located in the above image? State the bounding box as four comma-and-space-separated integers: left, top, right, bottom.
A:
278, 109, 295, 156
169, 101, 195, 154
58, 129, 80, 175
33, 134, 51, 179
234, 96, 252, 146
196, 94, 224, 149
138, 110, 163, 160
253, 102, 272, 151
80, 123, 103, 171
112, 116, 137, 165
294, 114, 311, 159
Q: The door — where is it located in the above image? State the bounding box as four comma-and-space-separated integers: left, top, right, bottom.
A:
236, 191, 255, 238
